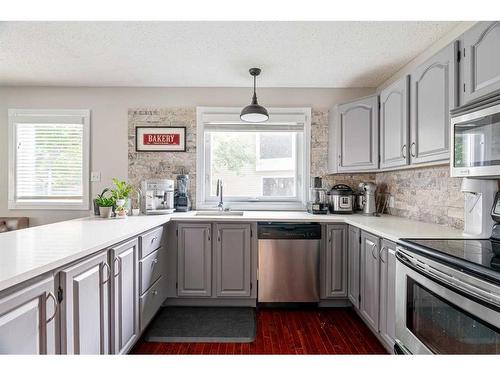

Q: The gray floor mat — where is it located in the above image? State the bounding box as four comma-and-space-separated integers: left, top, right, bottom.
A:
144, 307, 256, 343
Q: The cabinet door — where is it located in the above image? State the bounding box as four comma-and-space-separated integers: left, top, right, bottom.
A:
378, 239, 397, 348
410, 41, 458, 164
177, 223, 212, 297
380, 76, 410, 169
327, 107, 338, 174
337, 95, 379, 172
322, 224, 347, 298
110, 238, 139, 354
60, 251, 110, 354
359, 231, 380, 331
463, 21, 500, 103
0, 277, 56, 354
347, 226, 361, 309
214, 223, 251, 297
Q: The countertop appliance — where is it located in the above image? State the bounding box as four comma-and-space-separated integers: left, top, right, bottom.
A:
141, 179, 175, 215
257, 223, 321, 303
360, 182, 377, 216
174, 173, 192, 212
328, 184, 354, 214
451, 92, 500, 178
307, 177, 329, 215
461, 178, 497, 237
395, 191, 500, 354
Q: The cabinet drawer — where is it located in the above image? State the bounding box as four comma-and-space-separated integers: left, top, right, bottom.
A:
139, 247, 165, 295
139, 276, 164, 331
140, 226, 164, 258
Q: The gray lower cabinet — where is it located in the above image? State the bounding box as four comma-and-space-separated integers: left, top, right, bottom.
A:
59, 251, 110, 354
463, 21, 500, 103
109, 238, 139, 354
321, 224, 347, 298
336, 94, 379, 172
378, 239, 397, 348
359, 231, 380, 332
0, 277, 57, 354
177, 223, 212, 297
410, 41, 458, 165
347, 226, 360, 308
215, 223, 252, 297
380, 76, 410, 169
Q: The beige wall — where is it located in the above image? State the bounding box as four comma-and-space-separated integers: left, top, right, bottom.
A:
0, 86, 374, 226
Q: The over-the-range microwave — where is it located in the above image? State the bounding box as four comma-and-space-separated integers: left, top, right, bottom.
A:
451, 92, 500, 178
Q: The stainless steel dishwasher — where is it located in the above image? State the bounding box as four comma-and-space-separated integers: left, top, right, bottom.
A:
257, 223, 321, 303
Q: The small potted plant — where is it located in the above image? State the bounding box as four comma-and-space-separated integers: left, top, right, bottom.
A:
111, 178, 134, 218
95, 189, 115, 218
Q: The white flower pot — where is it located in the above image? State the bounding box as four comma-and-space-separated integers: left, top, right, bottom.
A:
99, 206, 112, 218
116, 199, 126, 207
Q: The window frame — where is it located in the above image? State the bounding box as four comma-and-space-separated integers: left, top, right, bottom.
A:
196, 107, 311, 211
8, 109, 91, 210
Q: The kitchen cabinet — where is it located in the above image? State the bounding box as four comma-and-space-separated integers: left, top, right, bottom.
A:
378, 239, 397, 348
177, 223, 212, 297
380, 76, 410, 169
410, 41, 458, 165
359, 231, 380, 332
59, 251, 110, 354
336, 94, 379, 172
214, 223, 252, 297
347, 226, 361, 309
109, 238, 139, 354
0, 277, 57, 354
321, 224, 348, 298
462, 21, 500, 103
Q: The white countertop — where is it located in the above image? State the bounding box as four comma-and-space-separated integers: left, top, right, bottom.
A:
0, 211, 465, 293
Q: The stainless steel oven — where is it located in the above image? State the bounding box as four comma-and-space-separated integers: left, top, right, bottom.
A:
451, 93, 500, 177
395, 246, 500, 354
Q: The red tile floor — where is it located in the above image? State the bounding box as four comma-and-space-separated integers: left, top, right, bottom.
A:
131, 307, 388, 355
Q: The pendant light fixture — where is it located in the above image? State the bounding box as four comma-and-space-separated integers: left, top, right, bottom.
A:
240, 68, 269, 123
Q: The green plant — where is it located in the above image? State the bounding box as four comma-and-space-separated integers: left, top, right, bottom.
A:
95, 188, 115, 207
111, 178, 134, 201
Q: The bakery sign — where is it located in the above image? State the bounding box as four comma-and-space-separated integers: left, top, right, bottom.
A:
135, 126, 186, 152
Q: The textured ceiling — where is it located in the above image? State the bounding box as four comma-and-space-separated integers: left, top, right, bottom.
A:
0, 21, 459, 88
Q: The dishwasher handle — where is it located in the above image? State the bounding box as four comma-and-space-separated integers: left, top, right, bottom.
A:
257, 223, 322, 240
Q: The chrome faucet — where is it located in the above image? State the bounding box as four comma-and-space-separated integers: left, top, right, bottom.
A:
216, 179, 224, 211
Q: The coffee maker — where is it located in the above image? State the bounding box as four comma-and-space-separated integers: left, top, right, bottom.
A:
307, 177, 329, 214
141, 179, 175, 215
174, 173, 192, 212
461, 178, 497, 237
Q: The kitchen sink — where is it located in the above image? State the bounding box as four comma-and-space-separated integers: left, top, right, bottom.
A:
195, 211, 244, 216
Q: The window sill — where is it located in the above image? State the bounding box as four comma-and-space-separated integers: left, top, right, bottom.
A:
8, 199, 90, 210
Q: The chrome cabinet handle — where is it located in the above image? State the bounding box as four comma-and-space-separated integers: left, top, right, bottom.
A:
152, 290, 158, 296
151, 258, 158, 266
218, 230, 221, 242
401, 144, 407, 159
371, 244, 378, 260
102, 262, 111, 284
410, 142, 416, 157
151, 236, 157, 243
379, 246, 387, 263
113, 257, 122, 277
328, 231, 332, 243
207, 228, 211, 241
46, 292, 58, 324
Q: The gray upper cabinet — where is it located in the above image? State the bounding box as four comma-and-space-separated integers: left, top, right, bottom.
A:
321, 224, 348, 298
336, 94, 379, 172
0, 277, 57, 354
347, 226, 361, 309
378, 239, 397, 349
214, 223, 252, 297
177, 223, 212, 297
59, 251, 110, 354
463, 21, 500, 103
359, 231, 380, 332
410, 41, 458, 165
380, 76, 410, 169
110, 238, 139, 354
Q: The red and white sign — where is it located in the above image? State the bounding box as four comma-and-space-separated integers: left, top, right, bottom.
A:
136, 127, 186, 152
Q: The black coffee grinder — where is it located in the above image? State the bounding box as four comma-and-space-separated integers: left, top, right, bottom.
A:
174, 173, 192, 212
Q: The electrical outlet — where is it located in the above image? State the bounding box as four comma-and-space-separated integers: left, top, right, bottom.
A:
389, 196, 395, 208
90, 172, 101, 182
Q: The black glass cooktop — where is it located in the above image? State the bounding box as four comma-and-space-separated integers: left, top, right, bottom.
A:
398, 238, 500, 282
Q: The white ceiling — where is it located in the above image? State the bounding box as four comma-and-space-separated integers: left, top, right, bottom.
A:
0, 21, 459, 88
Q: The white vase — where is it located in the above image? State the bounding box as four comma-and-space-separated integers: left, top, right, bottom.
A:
99, 206, 112, 218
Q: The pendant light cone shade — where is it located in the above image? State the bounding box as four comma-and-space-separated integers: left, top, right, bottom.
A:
240, 68, 269, 123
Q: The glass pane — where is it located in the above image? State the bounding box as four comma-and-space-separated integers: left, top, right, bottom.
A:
208, 131, 298, 198
407, 278, 500, 354
454, 113, 500, 167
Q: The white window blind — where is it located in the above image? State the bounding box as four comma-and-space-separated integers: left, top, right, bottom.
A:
8, 110, 90, 210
